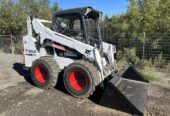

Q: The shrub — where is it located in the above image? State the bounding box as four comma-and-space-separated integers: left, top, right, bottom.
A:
116, 58, 128, 68
137, 58, 152, 69
164, 62, 170, 72
124, 48, 140, 65
153, 53, 166, 68
14, 42, 22, 54
0, 37, 11, 53
141, 68, 163, 82
116, 48, 141, 67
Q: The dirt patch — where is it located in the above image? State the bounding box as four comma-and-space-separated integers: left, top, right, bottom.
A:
145, 84, 170, 116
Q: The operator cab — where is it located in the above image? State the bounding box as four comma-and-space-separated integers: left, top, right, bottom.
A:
52, 6, 103, 48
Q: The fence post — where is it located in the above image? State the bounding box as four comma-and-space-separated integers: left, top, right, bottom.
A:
142, 32, 146, 59
10, 35, 14, 54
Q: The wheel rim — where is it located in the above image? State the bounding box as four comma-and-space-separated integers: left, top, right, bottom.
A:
35, 66, 48, 84
69, 70, 87, 92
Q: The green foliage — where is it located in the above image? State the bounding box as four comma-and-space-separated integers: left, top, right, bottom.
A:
0, 37, 11, 53
0, 0, 26, 35
141, 68, 163, 82
0, 0, 59, 35
164, 63, 170, 72
26, 0, 51, 20
116, 59, 128, 68
103, 0, 170, 69
124, 48, 140, 65
51, 2, 59, 14
117, 48, 140, 66
153, 53, 166, 68
116, 48, 156, 69
14, 43, 22, 54
13, 36, 22, 54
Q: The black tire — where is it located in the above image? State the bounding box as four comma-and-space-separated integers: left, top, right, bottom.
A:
63, 60, 100, 98
31, 56, 59, 89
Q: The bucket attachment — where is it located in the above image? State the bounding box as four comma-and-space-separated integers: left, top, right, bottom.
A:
100, 65, 149, 116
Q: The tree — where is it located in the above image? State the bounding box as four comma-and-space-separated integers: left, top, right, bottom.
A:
0, 0, 26, 35
51, 2, 59, 14
104, 0, 170, 60
0, 0, 59, 35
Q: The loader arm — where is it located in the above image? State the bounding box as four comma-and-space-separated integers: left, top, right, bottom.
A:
31, 17, 95, 57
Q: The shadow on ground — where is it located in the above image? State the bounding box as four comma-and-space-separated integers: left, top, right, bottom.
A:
13, 63, 33, 85
13, 63, 104, 103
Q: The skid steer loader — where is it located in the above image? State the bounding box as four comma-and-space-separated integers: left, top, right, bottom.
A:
23, 6, 149, 115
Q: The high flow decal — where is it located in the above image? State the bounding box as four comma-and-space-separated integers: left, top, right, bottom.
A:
52, 44, 65, 51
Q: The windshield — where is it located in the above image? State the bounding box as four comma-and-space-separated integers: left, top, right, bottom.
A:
53, 15, 85, 42
85, 18, 98, 39
85, 18, 101, 47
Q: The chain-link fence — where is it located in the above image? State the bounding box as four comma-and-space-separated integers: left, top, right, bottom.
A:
0, 35, 22, 54
101, 32, 170, 72
0, 32, 170, 72
0, 35, 13, 53
102, 32, 170, 60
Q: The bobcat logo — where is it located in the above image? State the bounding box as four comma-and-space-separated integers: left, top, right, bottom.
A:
85, 49, 91, 55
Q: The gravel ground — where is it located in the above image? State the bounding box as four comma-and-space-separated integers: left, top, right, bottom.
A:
0, 53, 170, 116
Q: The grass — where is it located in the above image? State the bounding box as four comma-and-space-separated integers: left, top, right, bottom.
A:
141, 68, 165, 82
117, 59, 128, 68
164, 63, 170, 72
117, 59, 168, 83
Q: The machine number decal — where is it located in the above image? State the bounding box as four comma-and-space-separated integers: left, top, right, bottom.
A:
25, 49, 36, 54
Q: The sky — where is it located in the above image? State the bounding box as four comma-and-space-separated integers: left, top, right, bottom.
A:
49, 0, 129, 17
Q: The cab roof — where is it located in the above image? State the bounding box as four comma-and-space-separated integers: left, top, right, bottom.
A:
53, 6, 102, 19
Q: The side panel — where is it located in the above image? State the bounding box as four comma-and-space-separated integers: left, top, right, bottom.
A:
102, 42, 117, 70
54, 56, 75, 69
102, 42, 116, 63
23, 35, 40, 67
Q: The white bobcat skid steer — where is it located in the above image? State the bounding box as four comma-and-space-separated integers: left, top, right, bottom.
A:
23, 7, 149, 116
